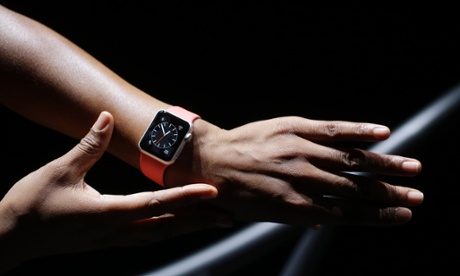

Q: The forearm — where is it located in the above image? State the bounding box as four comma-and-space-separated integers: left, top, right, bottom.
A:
0, 5, 425, 227
0, 5, 170, 169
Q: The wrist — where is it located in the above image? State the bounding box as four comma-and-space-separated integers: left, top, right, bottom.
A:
164, 118, 223, 187
138, 106, 203, 187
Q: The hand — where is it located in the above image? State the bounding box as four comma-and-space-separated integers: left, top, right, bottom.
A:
167, 116, 424, 226
0, 111, 232, 273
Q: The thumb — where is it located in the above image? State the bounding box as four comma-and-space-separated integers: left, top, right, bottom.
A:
63, 111, 114, 175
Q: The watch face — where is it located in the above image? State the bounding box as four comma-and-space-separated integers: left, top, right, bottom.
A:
151, 121, 179, 149
139, 110, 191, 163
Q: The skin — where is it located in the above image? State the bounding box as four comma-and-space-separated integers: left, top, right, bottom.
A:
0, 111, 233, 274
0, 4, 424, 273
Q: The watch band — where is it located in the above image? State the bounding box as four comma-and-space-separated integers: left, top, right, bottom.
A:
140, 106, 200, 186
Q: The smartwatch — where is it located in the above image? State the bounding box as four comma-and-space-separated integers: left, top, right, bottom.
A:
138, 106, 200, 186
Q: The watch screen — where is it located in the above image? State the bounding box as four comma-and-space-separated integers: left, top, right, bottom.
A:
139, 110, 191, 162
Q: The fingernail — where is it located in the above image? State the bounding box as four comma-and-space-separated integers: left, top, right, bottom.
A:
92, 111, 110, 132
395, 208, 412, 222
373, 126, 390, 138
407, 191, 424, 204
402, 161, 421, 173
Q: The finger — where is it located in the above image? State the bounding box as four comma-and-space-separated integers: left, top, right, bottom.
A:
284, 117, 391, 142
61, 111, 114, 175
308, 196, 415, 226
306, 144, 422, 176
96, 184, 221, 222
290, 168, 424, 207
222, 176, 417, 226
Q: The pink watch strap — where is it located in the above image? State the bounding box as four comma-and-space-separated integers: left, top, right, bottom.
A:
140, 153, 168, 187
168, 106, 201, 122
140, 106, 200, 187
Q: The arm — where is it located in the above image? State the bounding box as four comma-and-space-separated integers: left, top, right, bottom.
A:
0, 5, 165, 168
0, 111, 232, 275
0, 4, 423, 226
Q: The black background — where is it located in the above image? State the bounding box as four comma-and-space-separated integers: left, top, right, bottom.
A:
2, 1, 460, 275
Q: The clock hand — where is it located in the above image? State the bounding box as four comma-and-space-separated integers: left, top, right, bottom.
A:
154, 130, 171, 145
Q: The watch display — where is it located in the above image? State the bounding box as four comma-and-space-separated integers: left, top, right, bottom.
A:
139, 110, 192, 163
138, 106, 200, 186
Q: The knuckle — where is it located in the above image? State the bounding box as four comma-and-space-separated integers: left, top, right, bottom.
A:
324, 122, 339, 137
274, 116, 302, 134
78, 131, 102, 156
348, 178, 370, 197
386, 155, 401, 168
387, 185, 408, 203
329, 175, 361, 195
354, 123, 368, 135
379, 208, 396, 221
339, 149, 365, 168
147, 197, 164, 212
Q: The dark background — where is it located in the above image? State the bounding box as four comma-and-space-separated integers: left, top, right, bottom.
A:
2, 1, 460, 275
